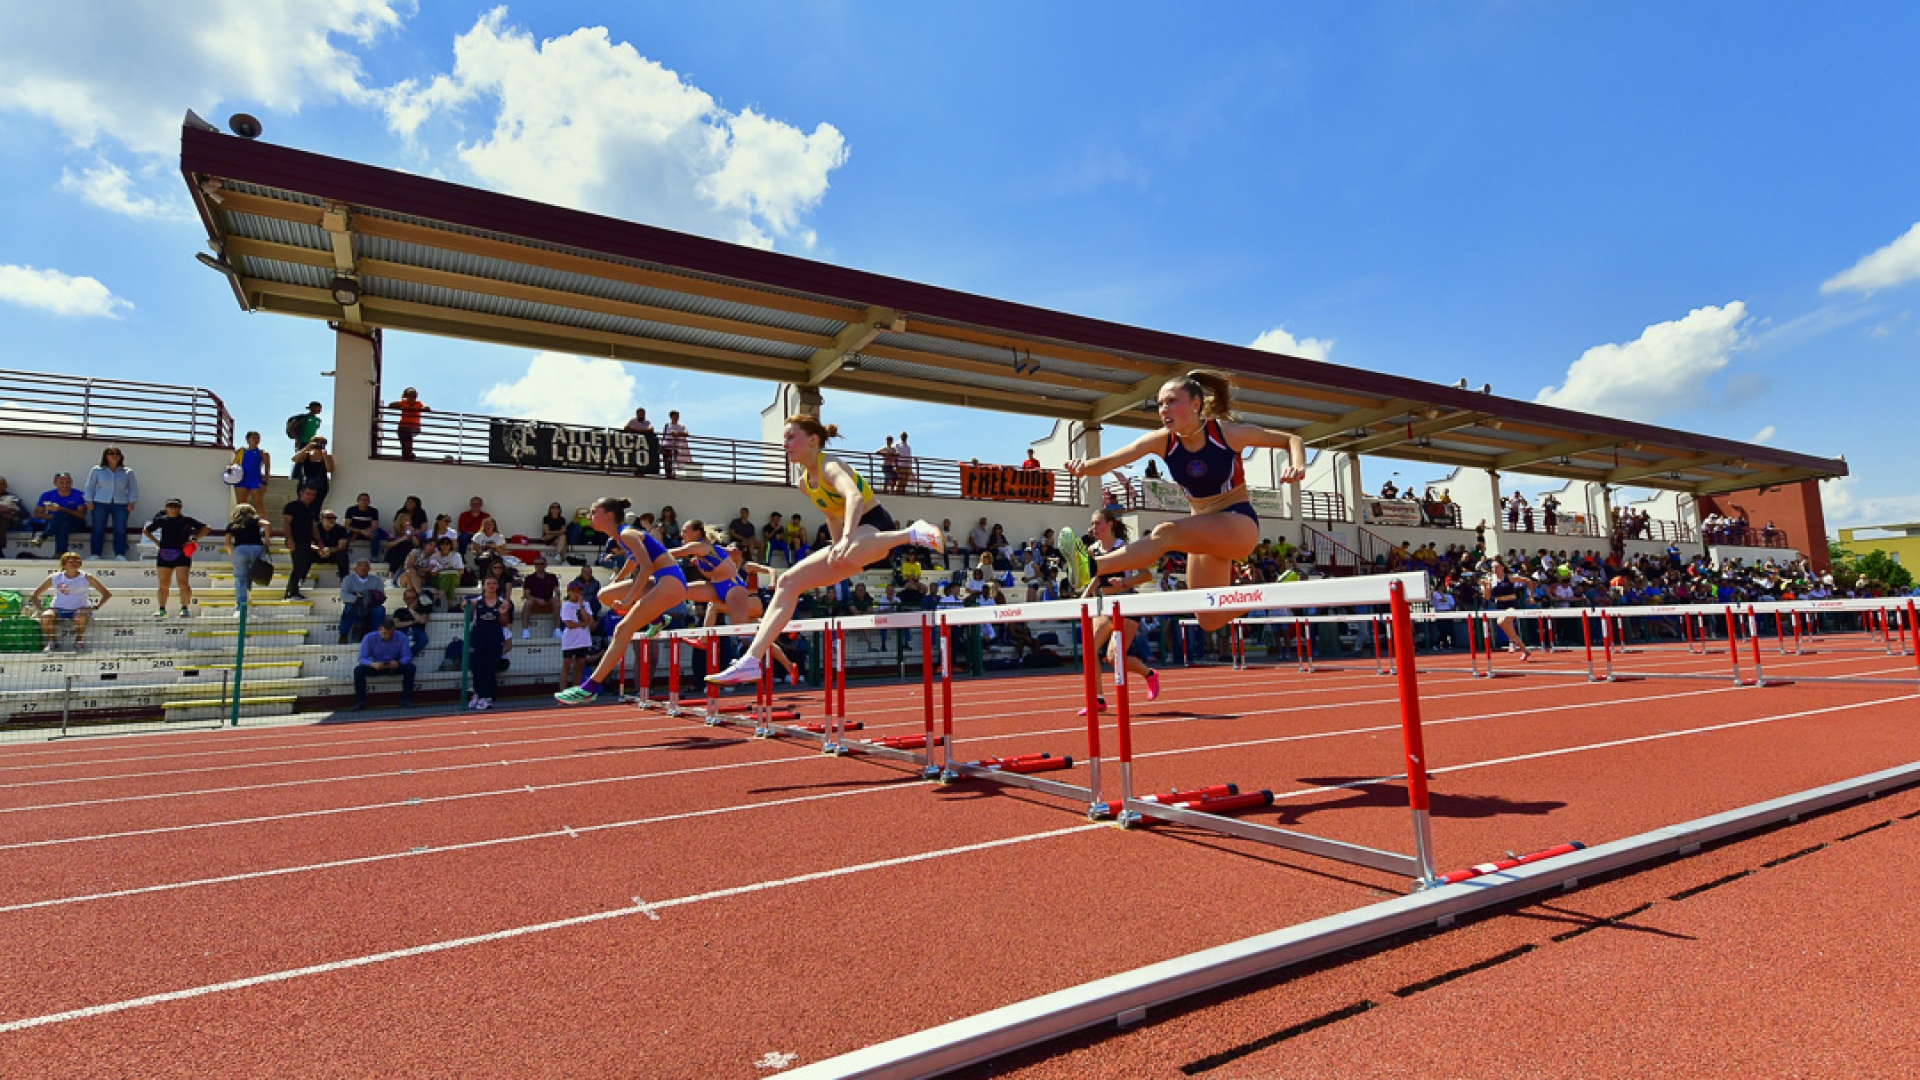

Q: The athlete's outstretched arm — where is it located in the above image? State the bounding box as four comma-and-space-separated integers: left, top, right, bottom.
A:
1062, 428, 1163, 479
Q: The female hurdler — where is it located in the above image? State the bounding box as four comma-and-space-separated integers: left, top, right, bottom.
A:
706, 414, 942, 685
553, 496, 689, 704
670, 520, 799, 683
1060, 370, 1305, 633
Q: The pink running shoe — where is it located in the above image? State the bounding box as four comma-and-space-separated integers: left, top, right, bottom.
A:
1076, 697, 1107, 717
1145, 669, 1161, 702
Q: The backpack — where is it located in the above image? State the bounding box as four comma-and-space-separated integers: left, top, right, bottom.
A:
285, 412, 307, 439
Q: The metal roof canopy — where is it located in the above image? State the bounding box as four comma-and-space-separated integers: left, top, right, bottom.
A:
178, 123, 1846, 498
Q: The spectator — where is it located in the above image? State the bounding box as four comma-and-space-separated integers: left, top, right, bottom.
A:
344, 493, 384, 558
384, 516, 421, 577
520, 556, 559, 636
898, 551, 924, 587
482, 557, 519, 597
464, 574, 513, 711
386, 387, 429, 461
540, 501, 571, 562
395, 495, 428, 534
393, 545, 433, 603
352, 619, 416, 710
1144, 460, 1161, 480
428, 536, 464, 607
391, 587, 432, 655
558, 580, 594, 689
813, 520, 833, 553
761, 511, 787, 565
663, 410, 690, 478
141, 498, 210, 619
84, 446, 139, 560
1022, 448, 1041, 470
968, 517, 991, 556
289, 400, 323, 460
0, 477, 22, 556
428, 512, 458, 546
468, 516, 507, 577
456, 496, 488, 554
1380, 479, 1399, 498
658, 505, 680, 539
28, 552, 112, 652
280, 486, 320, 600
938, 517, 957, 569
228, 431, 270, 517
879, 435, 900, 494
783, 512, 809, 564
896, 431, 914, 493
569, 562, 602, 615
1541, 493, 1560, 534
624, 408, 654, 476
291, 437, 334, 509
727, 507, 759, 561
338, 559, 388, 644
313, 509, 353, 580
222, 504, 267, 613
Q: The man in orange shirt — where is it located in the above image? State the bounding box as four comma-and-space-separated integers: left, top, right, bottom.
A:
387, 387, 430, 460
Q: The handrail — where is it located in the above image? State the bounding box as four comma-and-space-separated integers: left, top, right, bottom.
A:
371, 404, 1088, 506
0, 368, 233, 448
1299, 489, 1349, 523
1302, 523, 1365, 577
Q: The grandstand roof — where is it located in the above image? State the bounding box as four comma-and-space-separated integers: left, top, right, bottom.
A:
178, 121, 1845, 497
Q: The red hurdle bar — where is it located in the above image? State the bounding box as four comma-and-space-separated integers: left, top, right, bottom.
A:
1439, 842, 1586, 885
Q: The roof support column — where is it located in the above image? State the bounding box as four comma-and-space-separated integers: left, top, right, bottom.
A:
1076, 423, 1102, 508
331, 327, 379, 495
1347, 454, 1365, 526
1486, 470, 1503, 549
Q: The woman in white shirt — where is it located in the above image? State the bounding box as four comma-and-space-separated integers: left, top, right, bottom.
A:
29, 552, 113, 651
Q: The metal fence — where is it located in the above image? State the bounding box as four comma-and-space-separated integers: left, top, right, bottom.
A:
0, 368, 233, 448
370, 405, 1088, 506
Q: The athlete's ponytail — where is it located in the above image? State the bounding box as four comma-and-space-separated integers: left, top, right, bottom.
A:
1166, 369, 1237, 420
1096, 507, 1129, 542
786, 414, 841, 444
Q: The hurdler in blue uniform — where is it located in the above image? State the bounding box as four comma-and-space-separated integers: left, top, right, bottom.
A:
553, 497, 689, 704
1061, 369, 1306, 633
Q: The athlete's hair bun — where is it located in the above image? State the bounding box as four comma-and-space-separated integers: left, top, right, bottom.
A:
593, 496, 632, 519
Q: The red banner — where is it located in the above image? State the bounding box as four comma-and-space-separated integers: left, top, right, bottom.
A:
961, 464, 1055, 503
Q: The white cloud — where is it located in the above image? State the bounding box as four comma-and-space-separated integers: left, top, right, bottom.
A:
1249, 325, 1334, 361
1751, 425, 1776, 444
479, 352, 637, 428
0, 265, 133, 318
0, 1, 404, 156
1822, 222, 1920, 295
382, 9, 848, 250
1822, 476, 1920, 531
58, 160, 192, 221
1534, 302, 1748, 421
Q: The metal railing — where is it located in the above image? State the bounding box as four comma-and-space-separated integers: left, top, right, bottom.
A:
1300, 489, 1350, 523
0, 369, 233, 448
1301, 523, 1363, 577
371, 405, 1087, 506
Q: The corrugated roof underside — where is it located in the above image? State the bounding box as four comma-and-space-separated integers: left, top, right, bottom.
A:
852, 354, 1106, 402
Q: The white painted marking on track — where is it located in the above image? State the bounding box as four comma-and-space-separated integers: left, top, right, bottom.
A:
755, 1051, 798, 1070
0, 823, 1100, 1034
632, 896, 659, 921
0, 778, 924, 913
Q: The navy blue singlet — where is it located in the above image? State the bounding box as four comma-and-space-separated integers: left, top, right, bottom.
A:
1163, 419, 1246, 500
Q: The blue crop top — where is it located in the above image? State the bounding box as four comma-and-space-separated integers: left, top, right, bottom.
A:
1163, 419, 1245, 499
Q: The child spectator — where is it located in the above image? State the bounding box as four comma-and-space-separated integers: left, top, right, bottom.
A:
559, 580, 593, 688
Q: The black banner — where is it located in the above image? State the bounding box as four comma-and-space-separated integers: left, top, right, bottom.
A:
488, 418, 660, 474
961, 463, 1055, 503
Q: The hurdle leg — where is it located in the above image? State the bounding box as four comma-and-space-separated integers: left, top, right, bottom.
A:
1599, 611, 1614, 681
1111, 601, 1138, 825
634, 638, 652, 707
1909, 601, 1920, 683
1080, 604, 1105, 816
1748, 607, 1767, 687
666, 637, 682, 716
919, 615, 938, 778
1581, 608, 1597, 681
1389, 581, 1439, 888
938, 619, 958, 782
1724, 607, 1745, 686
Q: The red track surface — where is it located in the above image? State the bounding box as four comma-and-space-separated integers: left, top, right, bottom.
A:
1, 634, 1914, 1078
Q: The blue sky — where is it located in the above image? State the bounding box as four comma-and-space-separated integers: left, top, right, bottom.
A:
2, 3, 1917, 527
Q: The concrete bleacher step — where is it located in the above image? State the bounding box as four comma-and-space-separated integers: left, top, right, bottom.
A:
162, 696, 297, 722
186, 626, 310, 652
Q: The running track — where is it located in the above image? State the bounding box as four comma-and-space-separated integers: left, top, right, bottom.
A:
0, 640, 1914, 1078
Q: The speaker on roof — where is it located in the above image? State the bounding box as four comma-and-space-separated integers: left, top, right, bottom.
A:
228, 113, 262, 139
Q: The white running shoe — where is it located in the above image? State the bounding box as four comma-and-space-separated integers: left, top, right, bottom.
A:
907, 520, 944, 554
706, 654, 763, 685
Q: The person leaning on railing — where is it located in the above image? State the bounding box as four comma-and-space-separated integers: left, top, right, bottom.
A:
0, 477, 23, 557
386, 388, 429, 461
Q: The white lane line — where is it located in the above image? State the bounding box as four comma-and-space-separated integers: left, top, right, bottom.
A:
0, 752, 835, 853
0, 823, 1101, 1034
0, 718, 709, 792
0, 776, 926, 913
1263, 692, 1920, 801
0, 706, 662, 773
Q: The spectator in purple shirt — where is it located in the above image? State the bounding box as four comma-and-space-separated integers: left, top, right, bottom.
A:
352, 618, 415, 710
